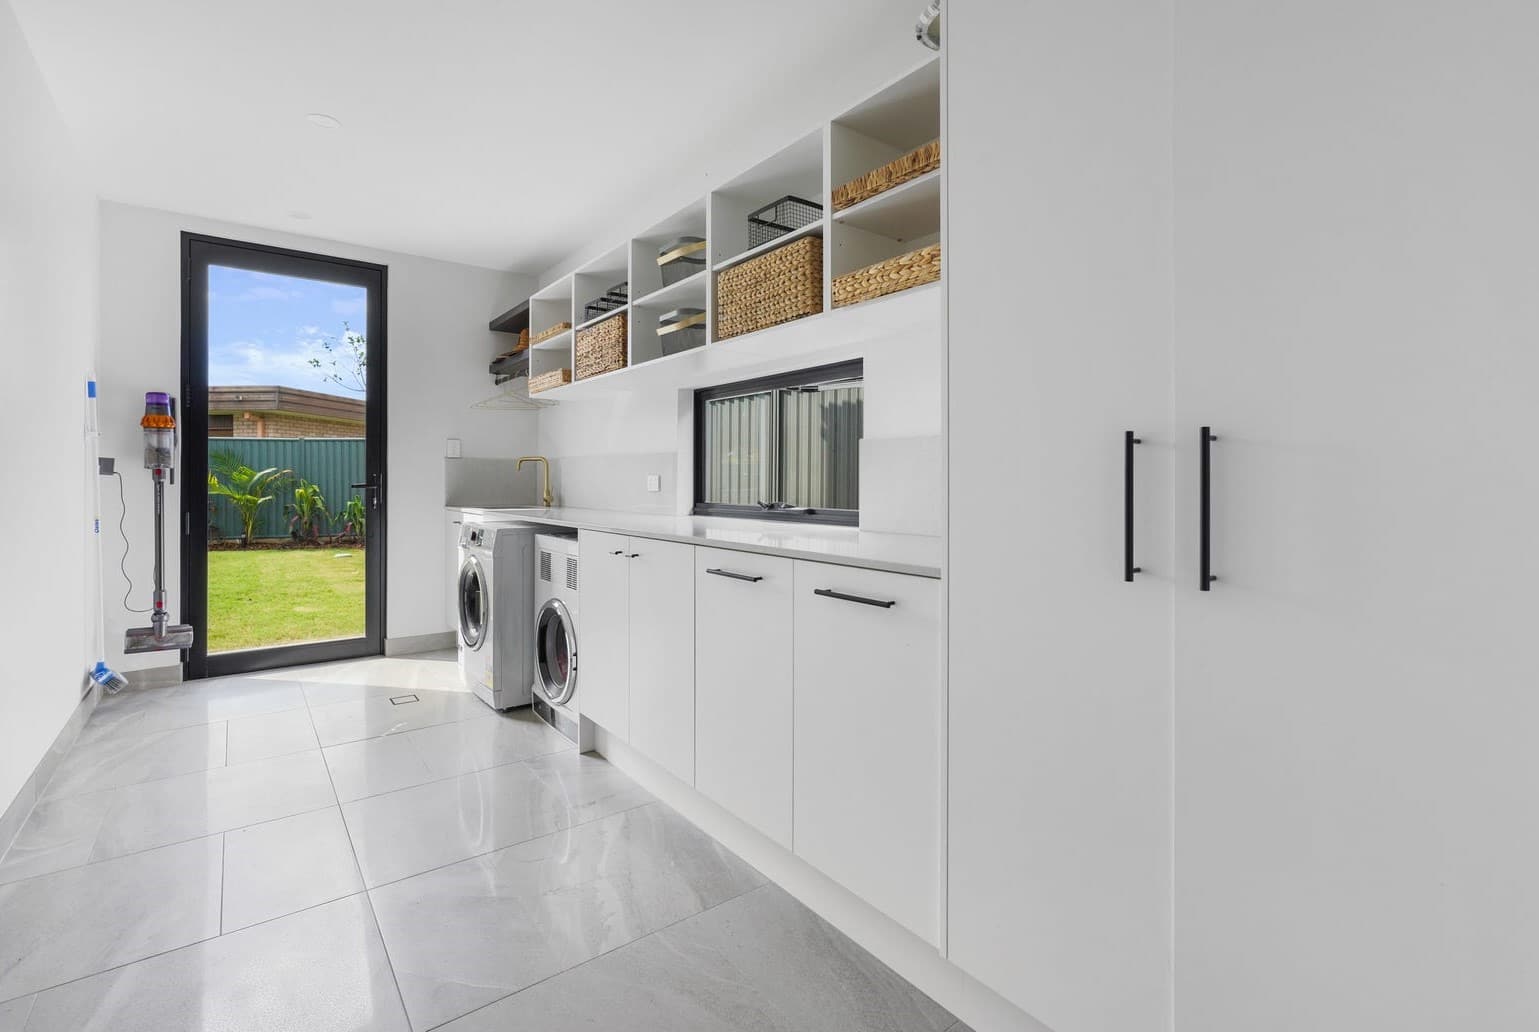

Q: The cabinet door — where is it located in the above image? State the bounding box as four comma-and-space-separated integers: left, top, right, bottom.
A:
946, 3, 1175, 1030
626, 538, 696, 784
446, 512, 463, 632
1174, 7, 1539, 1030
792, 561, 940, 945
576, 531, 630, 738
694, 548, 794, 848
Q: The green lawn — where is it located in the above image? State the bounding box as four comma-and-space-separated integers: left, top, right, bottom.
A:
207, 548, 365, 653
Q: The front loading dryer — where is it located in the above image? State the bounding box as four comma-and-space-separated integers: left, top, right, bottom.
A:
532, 532, 589, 748
457, 519, 537, 710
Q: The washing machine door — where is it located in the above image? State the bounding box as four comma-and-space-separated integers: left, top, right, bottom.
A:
458, 555, 489, 649
535, 598, 577, 704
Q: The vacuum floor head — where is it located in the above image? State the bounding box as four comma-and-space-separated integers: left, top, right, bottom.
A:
124, 624, 195, 654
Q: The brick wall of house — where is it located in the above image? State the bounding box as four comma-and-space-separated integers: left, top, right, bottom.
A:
228, 411, 364, 439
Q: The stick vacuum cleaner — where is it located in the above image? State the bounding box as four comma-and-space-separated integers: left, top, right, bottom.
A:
124, 391, 195, 655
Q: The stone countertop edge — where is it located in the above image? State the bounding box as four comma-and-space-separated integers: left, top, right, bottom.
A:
447, 506, 942, 579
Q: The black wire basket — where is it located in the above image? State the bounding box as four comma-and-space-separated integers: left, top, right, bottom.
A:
582, 281, 628, 323
747, 195, 822, 249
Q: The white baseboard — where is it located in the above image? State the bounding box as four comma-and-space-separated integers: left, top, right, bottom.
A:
385, 631, 455, 656
0, 680, 103, 859
589, 727, 1047, 1032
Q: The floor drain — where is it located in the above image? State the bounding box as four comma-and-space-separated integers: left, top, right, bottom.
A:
389, 694, 419, 705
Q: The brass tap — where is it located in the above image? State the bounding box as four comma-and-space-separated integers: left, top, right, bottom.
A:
516, 455, 553, 507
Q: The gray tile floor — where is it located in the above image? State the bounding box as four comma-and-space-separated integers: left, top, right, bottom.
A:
0, 652, 962, 1031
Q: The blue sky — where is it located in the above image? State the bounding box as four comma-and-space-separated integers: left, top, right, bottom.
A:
207, 266, 368, 394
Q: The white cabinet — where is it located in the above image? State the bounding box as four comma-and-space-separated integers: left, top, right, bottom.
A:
446, 512, 464, 632
626, 538, 695, 785
1172, 7, 1539, 1030
792, 560, 940, 946
577, 531, 630, 738
945, 2, 1175, 1029
576, 531, 695, 784
694, 548, 794, 849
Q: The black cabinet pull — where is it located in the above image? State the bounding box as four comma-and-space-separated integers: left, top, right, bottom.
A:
814, 587, 896, 609
1200, 427, 1218, 590
627, 553, 641, 559
706, 568, 764, 583
1125, 430, 1142, 582
610, 549, 625, 556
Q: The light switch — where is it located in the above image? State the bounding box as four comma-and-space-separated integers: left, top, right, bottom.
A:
445, 438, 462, 458
646, 474, 661, 493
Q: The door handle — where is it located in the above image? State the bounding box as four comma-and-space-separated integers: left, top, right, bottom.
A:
706, 568, 764, 583
814, 587, 896, 609
350, 475, 382, 511
1124, 430, 1142, 582
1200, 427, 1217, 590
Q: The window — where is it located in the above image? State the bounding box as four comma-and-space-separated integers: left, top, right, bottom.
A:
208, 414, 235, 438
694, 361, 863, 525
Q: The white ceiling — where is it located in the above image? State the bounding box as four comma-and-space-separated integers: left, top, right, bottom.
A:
12, 0, 928, 274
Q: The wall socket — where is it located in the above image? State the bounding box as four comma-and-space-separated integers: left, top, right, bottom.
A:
98, 456, 115, 475
646, 474, 661, 493
445, 438, 462, 459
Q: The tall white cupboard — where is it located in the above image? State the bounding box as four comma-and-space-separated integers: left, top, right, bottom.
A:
947, 2, 1539, 1031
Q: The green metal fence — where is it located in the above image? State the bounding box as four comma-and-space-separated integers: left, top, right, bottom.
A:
208, 438, 365, 541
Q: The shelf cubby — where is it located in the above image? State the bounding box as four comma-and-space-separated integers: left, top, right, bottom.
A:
830, 60, 941, 194
529, 278, 575, 359
710, 130, 825, 268
573, 243, 630, 328
630, 199, 708, 304
490, 55, 941, 405
630, 269, 709, 366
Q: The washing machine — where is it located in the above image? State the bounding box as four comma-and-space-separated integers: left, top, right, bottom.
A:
531, 532, 590, 747
456, 518, 538, 710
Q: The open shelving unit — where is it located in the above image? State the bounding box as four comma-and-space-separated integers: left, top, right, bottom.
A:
492, 56, 942, 403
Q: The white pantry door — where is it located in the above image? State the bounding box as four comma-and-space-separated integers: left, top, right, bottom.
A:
1174, 3, 1539, 1029
946, 2, 1175, 1030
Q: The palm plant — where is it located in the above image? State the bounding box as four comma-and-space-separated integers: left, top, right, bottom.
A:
286, 479, 331, 543
208, 451, 290, 547
337, 495, 368, 543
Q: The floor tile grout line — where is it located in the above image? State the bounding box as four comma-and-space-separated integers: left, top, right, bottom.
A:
0, 801, 340, 891
304, 684, 414, 1028
0, 925, 226, 1010
359, 796, 661, 895
330, 739, 577, 807
218, 832, 227, 936
4, 722, 564, 886
420, 879, 773, 1032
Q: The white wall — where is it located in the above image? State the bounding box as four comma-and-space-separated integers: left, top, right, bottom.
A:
0, 1, 99, 818
534, 326, 941, 531
96, 202, 537, 670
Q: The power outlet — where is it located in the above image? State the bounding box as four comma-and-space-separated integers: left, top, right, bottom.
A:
98, 456, 115, 475
646, 474, 661, 493
445, 438, 462, 459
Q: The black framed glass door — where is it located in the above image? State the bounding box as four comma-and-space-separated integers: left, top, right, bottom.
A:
181, 233, 387, 678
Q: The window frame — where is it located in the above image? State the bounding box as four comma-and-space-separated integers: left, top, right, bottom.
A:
692, 359, 864, 526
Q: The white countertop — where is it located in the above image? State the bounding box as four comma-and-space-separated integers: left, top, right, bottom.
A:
450, 506, 942, 579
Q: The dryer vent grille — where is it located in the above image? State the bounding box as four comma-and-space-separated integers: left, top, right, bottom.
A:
538, 550, 552, 583
566, 556, 579, 592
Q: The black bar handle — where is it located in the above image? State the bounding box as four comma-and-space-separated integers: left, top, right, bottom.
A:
814, 587, 896, 609
706, 568, 764, 583
1124, 431, 1142, 582
1200, 427, 1217, 590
